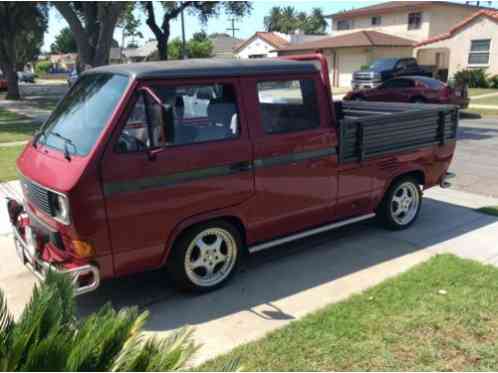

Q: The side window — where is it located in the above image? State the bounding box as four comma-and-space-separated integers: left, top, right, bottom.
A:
256, 79, 320, 135
116, 83, 240, 153
382, 79, 412, 89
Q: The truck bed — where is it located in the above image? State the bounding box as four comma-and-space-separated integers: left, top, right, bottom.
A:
335, 101, 459, 163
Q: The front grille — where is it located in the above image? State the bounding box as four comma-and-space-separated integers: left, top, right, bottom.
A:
21, 177, 54, 216
353, 73, 374, 81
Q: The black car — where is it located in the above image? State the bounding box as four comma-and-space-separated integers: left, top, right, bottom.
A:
351, 58, 432, 90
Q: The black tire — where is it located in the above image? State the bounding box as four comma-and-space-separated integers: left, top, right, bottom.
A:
376, 177, 422, 230
167, 220, 242, 293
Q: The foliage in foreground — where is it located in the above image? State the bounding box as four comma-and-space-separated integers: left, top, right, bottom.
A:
0, 272, 197, 371
201, 254, 498, 371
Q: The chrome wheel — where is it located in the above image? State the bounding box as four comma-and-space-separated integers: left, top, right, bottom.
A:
390, 182, 420, 226
184, 228, 238, 288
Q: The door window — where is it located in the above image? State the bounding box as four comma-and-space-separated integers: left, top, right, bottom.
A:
116, 83, 240, 152
256, 79, 320, 134
381, 79, 414, 89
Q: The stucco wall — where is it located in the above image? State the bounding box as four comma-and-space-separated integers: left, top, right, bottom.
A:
414, 16, 498, 78
331, 6, 481, 42
235, 38, 278, 59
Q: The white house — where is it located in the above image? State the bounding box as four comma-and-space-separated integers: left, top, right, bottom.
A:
415, 9, 498, 78
233, 32, 290, 59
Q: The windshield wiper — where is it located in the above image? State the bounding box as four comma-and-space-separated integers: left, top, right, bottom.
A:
32, 128, 46, 148
50, 131, 77, 161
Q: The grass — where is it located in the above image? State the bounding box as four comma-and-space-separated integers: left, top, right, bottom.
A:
27, 97, 59, 111
478, 206, 498, 217
200, 254, 498, 371
0, 145, 24, 182
463, 108, 498, 118
0, 108, 39, 143
472, 95, 498, 106
468, 88, 498, 98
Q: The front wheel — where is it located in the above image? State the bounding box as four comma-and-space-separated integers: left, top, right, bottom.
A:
168, 221, 242, 292
377, 177, 422, 230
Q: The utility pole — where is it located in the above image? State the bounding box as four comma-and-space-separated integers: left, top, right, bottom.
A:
181, 8, 187, 59
226, 18, 239, 38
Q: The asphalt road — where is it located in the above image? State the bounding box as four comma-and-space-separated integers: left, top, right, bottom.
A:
449, 117, 498, 197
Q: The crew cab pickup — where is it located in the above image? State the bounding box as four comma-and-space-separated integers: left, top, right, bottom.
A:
352, 57, 433, 90
7, 54, 458, 295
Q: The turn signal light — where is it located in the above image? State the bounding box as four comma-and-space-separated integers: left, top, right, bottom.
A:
72, 240, 95, 258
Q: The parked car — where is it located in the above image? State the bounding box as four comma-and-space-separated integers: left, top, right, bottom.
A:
344, 76, 469, 108
67, 70, 78, 86
352, 57, 433, 90
7, 55, 458, 295
17, 71, 35, 83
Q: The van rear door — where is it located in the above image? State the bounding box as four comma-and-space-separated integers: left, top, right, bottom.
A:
100, 78, 254, 275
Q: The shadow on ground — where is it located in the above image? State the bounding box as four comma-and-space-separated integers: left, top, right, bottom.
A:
76, 197, 498, 332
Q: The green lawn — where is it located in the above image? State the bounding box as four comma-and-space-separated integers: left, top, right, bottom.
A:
201, 255, 498, 371
478, 206, 498, 217
0, 145, 24, 182
472, 95, 498, 106
0, 108, 39, 143
27, 97, 59, 111
468, 88, 498, 98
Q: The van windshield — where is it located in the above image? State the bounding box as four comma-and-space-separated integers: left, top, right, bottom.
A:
369, 58, 398, 71
37, 73, 129, 156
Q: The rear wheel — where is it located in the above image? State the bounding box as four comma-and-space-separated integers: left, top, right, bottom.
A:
377, 177, 422, 230
168, 221, 242, 292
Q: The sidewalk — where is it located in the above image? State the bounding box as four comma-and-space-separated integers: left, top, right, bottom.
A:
0, 182, 497, 363
0, 100, 50, 123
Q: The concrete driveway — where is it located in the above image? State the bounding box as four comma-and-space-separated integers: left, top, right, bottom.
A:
449, 117, 498, 197
1, 187, 497, 364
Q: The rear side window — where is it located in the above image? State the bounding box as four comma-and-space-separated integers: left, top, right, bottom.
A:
116, 83, 240, 153
256, 79, 320, 134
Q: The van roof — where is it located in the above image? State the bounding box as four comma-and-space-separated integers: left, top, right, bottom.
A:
85, 58, 319, 80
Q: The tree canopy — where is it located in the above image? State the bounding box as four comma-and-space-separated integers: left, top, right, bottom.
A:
50, 27, 77, 54
0, 2, 48, 99
168, 31, 213, 60
264, 6, 328, 35
142, 1, 251, 60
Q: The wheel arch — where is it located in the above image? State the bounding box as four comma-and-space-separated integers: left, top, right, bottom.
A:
160, 213, 248, 267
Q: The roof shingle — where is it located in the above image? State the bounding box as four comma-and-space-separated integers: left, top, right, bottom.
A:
279, 30, 416, 52
233, 32, 289, 52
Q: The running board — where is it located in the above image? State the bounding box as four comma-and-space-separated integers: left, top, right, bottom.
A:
248, 213, 376, 254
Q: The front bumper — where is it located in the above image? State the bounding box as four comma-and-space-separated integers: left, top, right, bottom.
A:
7, 198, 100, 296
351, 80, 382, 90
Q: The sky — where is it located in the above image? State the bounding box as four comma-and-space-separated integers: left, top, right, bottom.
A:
43, 1, 382, 51
43, 0, 494, 52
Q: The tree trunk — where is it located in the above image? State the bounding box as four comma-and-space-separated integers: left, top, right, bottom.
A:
2, 63, 20, 100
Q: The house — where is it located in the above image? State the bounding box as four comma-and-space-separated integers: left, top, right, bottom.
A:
277, 1, 493, 87
415, 9, 498, 79
209, 34, 242, 58
123, 41, 158, 63
48, 53, 78, 72
234, 32, 290, 59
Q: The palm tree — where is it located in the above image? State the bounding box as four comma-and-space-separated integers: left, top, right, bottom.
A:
0, 272, 199, 371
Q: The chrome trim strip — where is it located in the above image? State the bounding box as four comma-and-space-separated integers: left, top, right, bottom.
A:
248, 213, 375, 254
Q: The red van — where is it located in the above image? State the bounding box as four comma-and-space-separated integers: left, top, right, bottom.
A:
7, 55, 458, 295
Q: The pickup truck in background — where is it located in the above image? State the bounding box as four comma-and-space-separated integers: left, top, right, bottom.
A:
352, 57, 433, 90
7, 54, 458, 295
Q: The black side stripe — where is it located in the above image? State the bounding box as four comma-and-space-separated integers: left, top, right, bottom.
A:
104, 147, 337, 196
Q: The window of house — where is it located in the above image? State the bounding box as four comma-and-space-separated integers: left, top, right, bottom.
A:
337, 20, 352, 30
116, 83, 240, 153
371, 16, 382, 26
408, 12, 422, 30
256, 79, 320, 134
468, 39, 491, 65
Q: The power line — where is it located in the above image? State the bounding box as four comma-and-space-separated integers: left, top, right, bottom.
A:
226, 18, 240, 38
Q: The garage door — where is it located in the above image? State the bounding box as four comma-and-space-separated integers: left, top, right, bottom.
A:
338, 53, 368, 88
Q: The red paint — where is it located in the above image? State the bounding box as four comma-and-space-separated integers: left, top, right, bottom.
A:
344, 76, 469, 108
14, 54, 456, 286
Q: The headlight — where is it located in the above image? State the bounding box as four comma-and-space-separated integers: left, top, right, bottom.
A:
51, 192, 70, 225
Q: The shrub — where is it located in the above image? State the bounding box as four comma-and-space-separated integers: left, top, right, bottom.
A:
34, 61, 52, 76
488, 75, 498, 89
0, 272, 199, 371
453, 69, 489, 88
360, 64, 370, 71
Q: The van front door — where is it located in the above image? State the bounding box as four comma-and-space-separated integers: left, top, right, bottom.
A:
100, 79, 254, 276
245, 76, 339, 243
